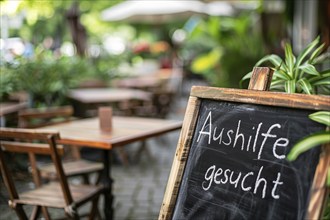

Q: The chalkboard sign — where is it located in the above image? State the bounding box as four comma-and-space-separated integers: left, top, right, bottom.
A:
159, 86, 330, 220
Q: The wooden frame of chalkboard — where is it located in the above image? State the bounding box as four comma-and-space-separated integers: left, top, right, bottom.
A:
159, 86, 330, 220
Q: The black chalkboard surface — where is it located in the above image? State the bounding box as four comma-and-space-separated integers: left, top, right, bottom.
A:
172, 100, 323, 220
159, 85, 330, 220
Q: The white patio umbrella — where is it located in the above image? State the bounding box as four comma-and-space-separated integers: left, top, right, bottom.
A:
101, 0, 234, 24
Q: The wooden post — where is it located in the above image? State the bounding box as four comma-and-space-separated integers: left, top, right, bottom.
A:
248, 67, 274, 91
307, 144, 330, 219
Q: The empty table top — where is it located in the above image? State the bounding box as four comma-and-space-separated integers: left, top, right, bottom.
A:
67, 88, 152, 104
38, 116, 182, 149
0, 102, 28, 117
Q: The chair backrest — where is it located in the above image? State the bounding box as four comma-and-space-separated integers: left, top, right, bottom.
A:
0, 128, 74, 206
18, 106, 74, 128
19, 105, 81, 162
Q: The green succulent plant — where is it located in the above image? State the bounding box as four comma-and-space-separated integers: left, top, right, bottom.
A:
241, 36, 330, 94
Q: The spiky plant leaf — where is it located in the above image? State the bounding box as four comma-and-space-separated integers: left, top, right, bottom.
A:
310, 43, 326, 64
255, 54, 283, 67
311, 51, 330, 65
284, 43, 295, 76
271, 79, 285, 86
295, 36, 320, 69
319, 70, 330, 75
310, 72, 330, 80
241, 71, 252, 81
319, 86, 330, 94
309, 111, 330, 126
313, 77, 330, 86
287, 131, 330, 161
285, 80, 296, 93
298, 63, 319, 76
270, 80, 285, 91
275, 69, 292, 80
310, 72, 330, 87
239, 71, 252, 88
298, 78, 313, 94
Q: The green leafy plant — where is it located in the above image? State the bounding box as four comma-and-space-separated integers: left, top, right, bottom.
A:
7, 50, 94, 107
0, 63, 20, 101
241, 36, 330, 94
3, 46, 126, 107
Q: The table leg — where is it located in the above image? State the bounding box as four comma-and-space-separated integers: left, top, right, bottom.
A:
101, 149, 114, 220
0, 116, 6, 127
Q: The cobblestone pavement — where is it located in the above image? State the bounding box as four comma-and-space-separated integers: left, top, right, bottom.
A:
0, 79, 207, 219
111, 132, 180, 220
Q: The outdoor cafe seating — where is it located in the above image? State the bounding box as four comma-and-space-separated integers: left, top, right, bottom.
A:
112, 68, 183, 119
0, 128, 105, 219
0, 99, 182, 219
18, 105, 104, 184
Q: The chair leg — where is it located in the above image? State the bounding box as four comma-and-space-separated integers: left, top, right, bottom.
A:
94, 171, 102, 185
89, 196, 100, 220
41, 206, 51, 220
30, 206, 51, 220
64, 205, 80, 220
30, 206, 40, 220
82, 174, 90, 184
13, 204, 28, 220
133, 141, 153, 163
116, 148, 130, 166
65, 209, 80, 220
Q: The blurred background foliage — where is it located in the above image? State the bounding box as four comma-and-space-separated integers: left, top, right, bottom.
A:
1, 0, 329, 106
0, 48, 133, 107
180, 13, 266, 88
3, 49, 90, 107
7, 0, 120, 45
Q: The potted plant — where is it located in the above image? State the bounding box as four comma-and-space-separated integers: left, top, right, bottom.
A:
241, 36, 329, 94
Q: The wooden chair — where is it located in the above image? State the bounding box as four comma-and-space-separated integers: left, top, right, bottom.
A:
0, 128, 104, 219
18, 105, 75, 128
18, 106, 103, 184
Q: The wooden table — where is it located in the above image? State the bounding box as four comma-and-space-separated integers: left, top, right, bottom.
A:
68, 88, 151, 104
112, 68, 178, 91
67, 88, 152, 117
113, 77, 161, 90
0, 102, 28, 126
39, 116, 182, 220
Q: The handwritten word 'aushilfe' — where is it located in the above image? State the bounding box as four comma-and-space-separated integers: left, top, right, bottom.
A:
202, 165, 283, 199
196, 111, 290, 160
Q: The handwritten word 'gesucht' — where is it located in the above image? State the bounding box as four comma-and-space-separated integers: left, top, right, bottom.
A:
202, 165, 283, 199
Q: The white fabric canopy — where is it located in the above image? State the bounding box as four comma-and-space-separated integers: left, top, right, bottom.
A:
101, 0, 234, 24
